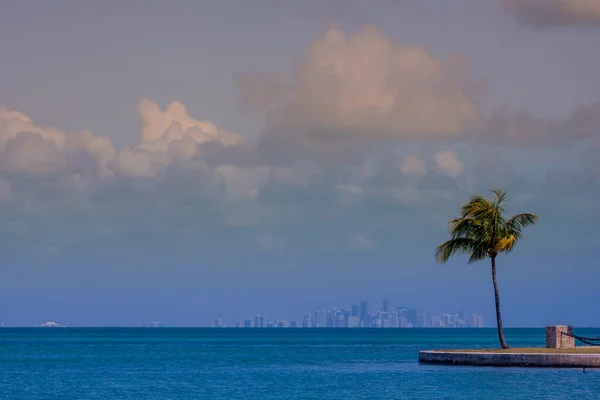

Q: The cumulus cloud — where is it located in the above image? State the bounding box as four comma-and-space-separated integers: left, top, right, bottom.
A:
433, 150, 464, 179
236, 26, 599, 151
237, 26, 483, 144
502, 0, 600, 28
114, 100, 243, 178
0, 100, 246, 182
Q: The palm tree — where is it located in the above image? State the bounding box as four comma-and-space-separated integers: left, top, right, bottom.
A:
435, 189, 538, 349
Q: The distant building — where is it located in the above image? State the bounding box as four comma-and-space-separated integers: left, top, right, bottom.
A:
244, 318, 254, 328
383, 299, 390, 312
342, 309, 350, 326
276, 320, 290, 328
326, 311, 335, 328
379, 312, 389, 328
302, 313, 312, 328
406, 308, 418, 326
360, 301, 369, 326
418, 313, 428, 328
470, 313, 478, 328
390, 311, 398, 328
314, 310, 326, 327
260, 315, 268, 328
347, 316, 359, 328
214, 318, 223, 328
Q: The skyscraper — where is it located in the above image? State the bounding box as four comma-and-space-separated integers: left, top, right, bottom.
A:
470, 313, 478, 328
347, 316, 359, 328
383, 299, 390, 312
406, 308, 418, 326
302, 313, 312, 328
314, 310, 326, 327
326, 311, 334, 328
360, 301, 369, 326
351, 305, 360, 317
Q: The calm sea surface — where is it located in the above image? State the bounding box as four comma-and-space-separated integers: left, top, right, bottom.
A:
1, 328, 599, 399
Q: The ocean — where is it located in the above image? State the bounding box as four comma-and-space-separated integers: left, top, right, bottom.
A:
1, 328, 599, 399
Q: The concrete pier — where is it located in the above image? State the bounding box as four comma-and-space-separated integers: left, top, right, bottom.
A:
419, 326, 600, 368
419, 349, 600, 368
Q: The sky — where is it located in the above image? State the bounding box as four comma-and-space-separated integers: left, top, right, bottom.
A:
1, 0, 600, 327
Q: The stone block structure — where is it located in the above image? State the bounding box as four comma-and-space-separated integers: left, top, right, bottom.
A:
546, 325, 574, 348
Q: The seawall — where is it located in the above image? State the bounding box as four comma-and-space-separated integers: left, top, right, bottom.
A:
419, 350, 600, 368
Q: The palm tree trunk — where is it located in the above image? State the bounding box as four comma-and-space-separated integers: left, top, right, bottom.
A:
491, 256, 510, 349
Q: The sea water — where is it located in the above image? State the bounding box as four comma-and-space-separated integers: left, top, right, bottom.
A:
1, 328, 599, 399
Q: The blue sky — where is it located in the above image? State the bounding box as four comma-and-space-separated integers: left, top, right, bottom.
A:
1, 0, 599, 327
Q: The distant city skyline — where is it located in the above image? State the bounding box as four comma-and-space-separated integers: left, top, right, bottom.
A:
212, 299, 485, 329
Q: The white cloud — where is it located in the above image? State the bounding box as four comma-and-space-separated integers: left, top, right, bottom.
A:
237, 26, 482, 141
0, 100, 245, 180
433, 150, 464, 179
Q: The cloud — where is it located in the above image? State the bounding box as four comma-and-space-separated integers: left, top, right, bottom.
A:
1, 26, 599, 259
502, 0, 600, 28
236, 26, 483, 145
475, 101, 600, 146
236, 26, 599, 152
216, 164, 271, 199
0, 100, 247, 182
400, 154, 427, 176
433, 150, 464, 179
138, 99, 242, 148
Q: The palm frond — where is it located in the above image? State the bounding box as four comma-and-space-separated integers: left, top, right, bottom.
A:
436, 237, 479, 264
504, 213, 538, 239
449, 217, 479, 238
492, 188, 508, 209
496, 234, 516, 253
467, 241, 489, 264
